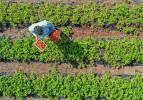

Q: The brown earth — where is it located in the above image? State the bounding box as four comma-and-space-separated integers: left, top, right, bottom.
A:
0, 27, 129, 40
139, 32, 143, 38
0, 62, 143, 76
72, 26, 127, 39
0, 28, 30, 39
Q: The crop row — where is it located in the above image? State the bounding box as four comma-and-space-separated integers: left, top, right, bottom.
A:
0, 71, 143, 99
0, 36, 143, 67
0, 2, 143, 34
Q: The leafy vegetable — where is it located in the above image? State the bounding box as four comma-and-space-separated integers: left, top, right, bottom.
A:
0, 36, 142, 68
0, 71, 143, 99
0, 2, 142, 34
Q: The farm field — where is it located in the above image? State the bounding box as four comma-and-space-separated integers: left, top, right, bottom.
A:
0, 0, 143, 99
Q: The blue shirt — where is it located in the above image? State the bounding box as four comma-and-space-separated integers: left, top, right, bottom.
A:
28, 20, 55, 39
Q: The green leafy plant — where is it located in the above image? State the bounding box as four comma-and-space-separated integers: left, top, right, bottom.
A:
0, 2, 142, 34
0, 71, 143, 99
0, 36, 143, 68
61, 26, 74, 37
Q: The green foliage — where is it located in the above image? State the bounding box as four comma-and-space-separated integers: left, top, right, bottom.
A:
39, 3, 72, 26
6, 3, 37, 27
0, 72, 143, 99
0, 2, 6, 31
122, 27, 138, 35
0, 36, 143, 67
61, 26, 73, 37
100, 74, 143, 99
103, 37, 143, 67
0, 71, 34, 98
0, 2, 143, 34
0, 36, 12, 61
0, 2, 5, 22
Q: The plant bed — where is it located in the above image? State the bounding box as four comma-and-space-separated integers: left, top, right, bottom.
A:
0, 2, 143, 35
0, 36, 142, 68
2, 0, 143, 5
0, 71, 143, 99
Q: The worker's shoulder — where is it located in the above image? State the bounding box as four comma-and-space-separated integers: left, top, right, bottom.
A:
28, 24, 36, 31
36, 20, 53, 26
28, 20, 54, 30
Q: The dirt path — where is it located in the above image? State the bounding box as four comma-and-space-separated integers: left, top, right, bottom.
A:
0, 62, 143, 76
72, 26, 126, 39
1, 27, 142, 40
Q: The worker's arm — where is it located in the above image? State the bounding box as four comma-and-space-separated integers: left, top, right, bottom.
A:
28, 25, 42, 42
28, 24, 37, 37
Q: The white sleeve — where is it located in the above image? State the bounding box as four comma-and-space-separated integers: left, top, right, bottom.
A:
28, 24, 34, 32
28, 24, 37, 37
35, 20, 47, 26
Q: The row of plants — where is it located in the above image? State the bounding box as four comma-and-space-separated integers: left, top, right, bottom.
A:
0, 2, 143, 34
0, 71, 143, 99
0, 36, 143, 67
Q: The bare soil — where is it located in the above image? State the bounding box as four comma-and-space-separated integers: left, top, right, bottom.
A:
72, 26, 126, 39
139, 32, 143, 38
0, 28, 30, 39
0, 27, 129, 40
0, 62, 143, 76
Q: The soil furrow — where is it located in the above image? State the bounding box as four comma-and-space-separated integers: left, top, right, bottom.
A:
0, 62, 143, 76
1, 27, 142, 40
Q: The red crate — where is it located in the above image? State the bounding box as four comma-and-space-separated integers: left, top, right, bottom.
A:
34, 39, 47, 52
